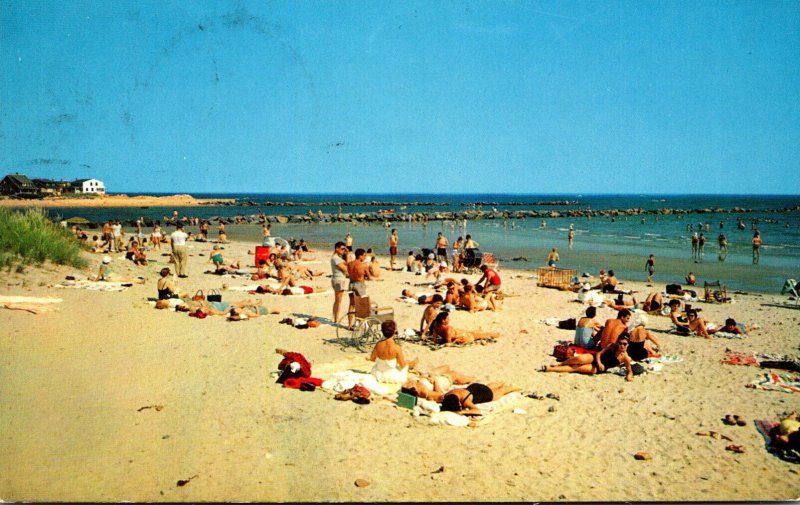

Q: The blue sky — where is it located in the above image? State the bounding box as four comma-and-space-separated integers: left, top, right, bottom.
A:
1, 1, 798, 194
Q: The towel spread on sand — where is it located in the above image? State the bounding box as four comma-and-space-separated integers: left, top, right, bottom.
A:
321, 370, 399, 396
407, 337, 498, 351
421, 392, 526, 427
746, 372, 800, 393
55, 280, 132, 292
722, 350, 760, 367
724, 351, 800, 371
754, 419, 800, 464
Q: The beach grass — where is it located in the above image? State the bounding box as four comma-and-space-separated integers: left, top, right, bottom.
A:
0, 208, 88, 271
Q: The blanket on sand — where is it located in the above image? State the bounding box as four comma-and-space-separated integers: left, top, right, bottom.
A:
406, 391, 527, 427
746, 372, 800, 393
55, 280, 132, 291
754, 419, 800, 464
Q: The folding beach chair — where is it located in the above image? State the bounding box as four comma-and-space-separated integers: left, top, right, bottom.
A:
481, 252, 499, 270
781, 279, 800, 306
704, 280, 729, 303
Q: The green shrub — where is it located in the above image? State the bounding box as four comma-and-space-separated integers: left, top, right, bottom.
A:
0, 208, 88, 270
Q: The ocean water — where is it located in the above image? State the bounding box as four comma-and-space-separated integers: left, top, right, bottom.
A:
32, 193, 800, 293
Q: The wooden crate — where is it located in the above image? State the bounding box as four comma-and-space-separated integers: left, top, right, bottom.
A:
537, 267, 577, 290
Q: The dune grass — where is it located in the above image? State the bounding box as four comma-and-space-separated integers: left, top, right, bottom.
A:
0, 208, 88, 271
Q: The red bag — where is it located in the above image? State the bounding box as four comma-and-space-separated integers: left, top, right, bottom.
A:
552, 343, 575, 362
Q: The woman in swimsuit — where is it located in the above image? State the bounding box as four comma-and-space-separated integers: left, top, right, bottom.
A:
574, 306, 602, 348
686, 310, 717, 338
542, 336, 634, 381
400, 365, 475, 403
369, 320, 416, 383
439, 382, 521, 413
429, 311, 500, 345
156, 267, 184, 300
627, 314, 662, 361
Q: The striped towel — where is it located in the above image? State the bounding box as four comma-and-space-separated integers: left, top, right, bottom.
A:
747, 372, 800, 393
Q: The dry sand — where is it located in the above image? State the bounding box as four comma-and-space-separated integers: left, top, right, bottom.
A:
0, 194, 234, 208
1, 237, 798, 502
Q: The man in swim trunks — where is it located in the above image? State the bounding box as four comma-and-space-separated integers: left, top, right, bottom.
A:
389, 228, 398, 270
346, 248, 371, 328
435, 232, 449, 266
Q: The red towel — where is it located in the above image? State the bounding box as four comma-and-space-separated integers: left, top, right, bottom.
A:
283, 377, 324, 389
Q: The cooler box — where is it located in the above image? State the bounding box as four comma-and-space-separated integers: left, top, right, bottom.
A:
397, 392, 417, 410
254, 246, 271, 267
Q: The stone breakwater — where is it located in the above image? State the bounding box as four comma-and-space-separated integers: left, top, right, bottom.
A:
61, 205, 800, 229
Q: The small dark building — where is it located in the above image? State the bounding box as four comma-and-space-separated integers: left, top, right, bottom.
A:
0, 173, 40, 198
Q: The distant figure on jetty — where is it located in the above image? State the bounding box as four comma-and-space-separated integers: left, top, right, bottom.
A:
645, 254, 655, 283
389, 228, 398, 270
547, 248, 560, 267
752, 231, 761, 264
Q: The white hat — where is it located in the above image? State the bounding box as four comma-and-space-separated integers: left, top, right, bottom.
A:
428, 253, 435, 259
102, 255, 112, 264
440, 261, 447, 267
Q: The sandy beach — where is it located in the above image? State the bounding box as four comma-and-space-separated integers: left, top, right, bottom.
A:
0, 194, 235, 208
1, 236, 798, 502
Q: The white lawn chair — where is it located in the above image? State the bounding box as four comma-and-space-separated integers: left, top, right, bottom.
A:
781, 279, 799, 306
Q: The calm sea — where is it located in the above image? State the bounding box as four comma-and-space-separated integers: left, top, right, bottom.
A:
34, 193, 800, 293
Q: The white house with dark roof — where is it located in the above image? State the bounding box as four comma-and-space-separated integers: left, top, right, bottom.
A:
72, 178, 105, 194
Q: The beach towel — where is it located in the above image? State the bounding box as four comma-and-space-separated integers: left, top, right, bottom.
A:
713, 331, 746, 340
722, 350, 760, 367
416, 392, 526, 427
647, 354, 683, 364
754, 419, 800, 464
756, 353, 800, 372
55, 280, 132, 292
746, 372, 800, 393
321, 370, 398, 396
407, 337, 498, 351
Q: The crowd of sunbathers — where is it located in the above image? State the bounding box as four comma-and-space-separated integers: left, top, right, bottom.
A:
539, 268, 760, 381
367, 320, 520, 415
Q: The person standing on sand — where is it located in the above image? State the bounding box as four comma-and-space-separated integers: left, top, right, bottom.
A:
170, 222, 189, 278
346, 248, 371, 329
330, 242, 349, 324
645, 254, 655, 283
698, 233, 706, 261
389, 228, 398, 270
435, 232, 449, 266
110, 220, 123, 252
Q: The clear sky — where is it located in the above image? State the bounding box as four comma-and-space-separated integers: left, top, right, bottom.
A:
1, 1, 799, 194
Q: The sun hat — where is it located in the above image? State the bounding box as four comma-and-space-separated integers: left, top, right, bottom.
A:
428, 253, 435, 259
102, 255, 112, 264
